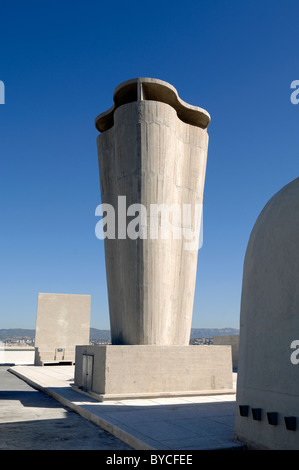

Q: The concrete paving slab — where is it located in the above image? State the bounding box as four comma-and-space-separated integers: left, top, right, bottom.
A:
7, 365, 243, 450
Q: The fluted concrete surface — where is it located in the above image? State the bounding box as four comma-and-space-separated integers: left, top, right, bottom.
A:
96, 78, 210, 345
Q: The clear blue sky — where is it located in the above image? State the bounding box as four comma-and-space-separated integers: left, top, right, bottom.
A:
0, 0, 298, 330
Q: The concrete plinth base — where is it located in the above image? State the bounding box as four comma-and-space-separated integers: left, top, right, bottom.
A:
73, 345, 234, 401
34, 347, 76, 366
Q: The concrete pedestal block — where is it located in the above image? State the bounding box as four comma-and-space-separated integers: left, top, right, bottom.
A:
73, 344, 234, 401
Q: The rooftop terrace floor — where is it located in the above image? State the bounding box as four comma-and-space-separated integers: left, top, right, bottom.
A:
2, 364, 243, 451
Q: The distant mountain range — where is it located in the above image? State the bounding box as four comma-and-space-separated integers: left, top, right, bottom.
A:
190, 328, 239, 338
0, 327, 239, 342
0, 329, 36, 340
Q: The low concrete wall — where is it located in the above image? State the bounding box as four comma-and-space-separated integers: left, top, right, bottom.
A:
0, 348, 35, 365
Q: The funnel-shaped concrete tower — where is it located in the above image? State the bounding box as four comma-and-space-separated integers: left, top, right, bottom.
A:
74, 80, 233, 400
95, 78, 210, 345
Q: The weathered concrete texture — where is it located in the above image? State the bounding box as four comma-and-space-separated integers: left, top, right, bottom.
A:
34, 293, 90, 365
234, 177, 299, 450
213, 335, 239, 370
96, 78, 210, 345
74, 345, 233, 400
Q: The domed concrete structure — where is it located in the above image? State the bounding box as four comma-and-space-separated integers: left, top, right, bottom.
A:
234, 177, 299, 449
